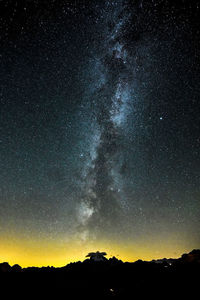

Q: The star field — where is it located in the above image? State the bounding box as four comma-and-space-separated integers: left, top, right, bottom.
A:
0, 0, 200, 266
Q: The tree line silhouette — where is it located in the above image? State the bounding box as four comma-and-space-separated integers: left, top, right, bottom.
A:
0, 249, 199, 299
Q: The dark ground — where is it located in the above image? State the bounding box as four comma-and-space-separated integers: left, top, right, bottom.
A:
0, 249, 199, 299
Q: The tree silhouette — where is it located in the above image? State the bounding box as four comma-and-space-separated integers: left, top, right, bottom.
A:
86, 251, 107, 261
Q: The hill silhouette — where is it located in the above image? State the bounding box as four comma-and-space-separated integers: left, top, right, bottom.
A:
0, 249, 199, 299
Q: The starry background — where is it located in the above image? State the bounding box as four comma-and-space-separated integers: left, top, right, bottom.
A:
0, 0, 200, 267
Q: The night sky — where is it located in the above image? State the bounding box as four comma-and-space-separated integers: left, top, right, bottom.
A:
0, 0, 200, 267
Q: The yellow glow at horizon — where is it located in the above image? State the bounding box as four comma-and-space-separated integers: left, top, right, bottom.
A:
0, 232, 197, 268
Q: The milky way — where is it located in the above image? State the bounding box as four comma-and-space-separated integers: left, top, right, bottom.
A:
76, 2, 132, 240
